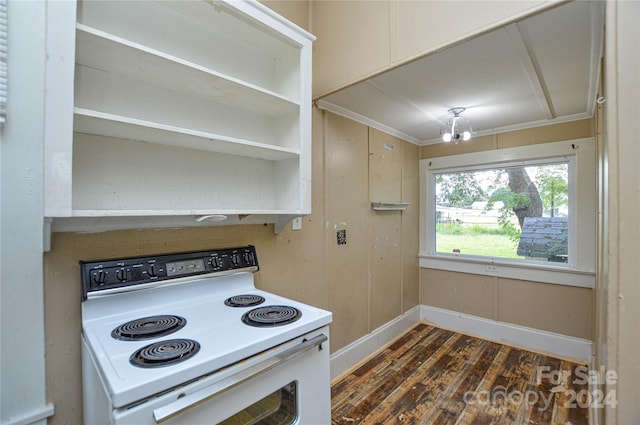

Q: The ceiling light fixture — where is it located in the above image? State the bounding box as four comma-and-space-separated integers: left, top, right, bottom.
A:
442, 107, 472, 143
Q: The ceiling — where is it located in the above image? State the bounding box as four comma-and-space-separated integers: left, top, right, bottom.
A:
316, 1, 605, 146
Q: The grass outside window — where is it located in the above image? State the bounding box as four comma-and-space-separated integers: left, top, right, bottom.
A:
435, 223, 524, 259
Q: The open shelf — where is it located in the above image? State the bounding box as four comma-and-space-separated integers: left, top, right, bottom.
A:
44, 0, 314, 233
74, 108, 300, 162
76, 25, 300, 114
71, 133, 302, 213
76, 0, 302, 100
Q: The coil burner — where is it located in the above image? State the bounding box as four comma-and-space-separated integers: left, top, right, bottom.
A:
241, 305, 302, 327
130, 339, 200, 368
224, 294, 266, 308
111, 315, 187, 341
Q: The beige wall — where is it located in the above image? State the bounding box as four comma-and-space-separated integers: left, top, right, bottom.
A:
420, 270, 593, 339
44, 107, 419, 424
420, 119, 595, 159
419, 119, 596, 340
314, 113, 421, 348
259, 0, 309, 30
311, 0, 560, 98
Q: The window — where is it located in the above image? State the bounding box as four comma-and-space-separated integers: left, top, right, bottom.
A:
435, 161, 569, 261
420, 139, 595, 287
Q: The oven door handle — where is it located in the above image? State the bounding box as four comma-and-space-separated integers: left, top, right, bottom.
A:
152, 333, 328, 423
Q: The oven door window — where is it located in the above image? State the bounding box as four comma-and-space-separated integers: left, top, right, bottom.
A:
220, 381, 297, 425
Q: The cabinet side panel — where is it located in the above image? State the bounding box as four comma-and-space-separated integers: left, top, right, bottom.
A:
44, 1, 77, 216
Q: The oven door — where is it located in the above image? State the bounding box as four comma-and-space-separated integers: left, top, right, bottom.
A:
113, 327, 331, 425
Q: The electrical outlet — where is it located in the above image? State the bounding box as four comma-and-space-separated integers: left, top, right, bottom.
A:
292, 217, 302, 231
337, 229, 347, 245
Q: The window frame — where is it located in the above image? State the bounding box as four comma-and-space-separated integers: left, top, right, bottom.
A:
419, 138, 595, 288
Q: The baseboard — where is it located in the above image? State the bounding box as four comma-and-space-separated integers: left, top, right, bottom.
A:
2, 403, 55, 425
329, 307, 420, 380
330, 305, 592, 382
419, 305, 592, 363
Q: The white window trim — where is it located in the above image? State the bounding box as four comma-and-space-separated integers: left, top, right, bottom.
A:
419, 138, 596, 288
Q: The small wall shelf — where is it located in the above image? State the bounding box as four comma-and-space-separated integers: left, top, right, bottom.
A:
371, 202, 411, 211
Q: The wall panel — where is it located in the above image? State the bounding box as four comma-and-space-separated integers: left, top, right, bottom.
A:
369, 212, 402, 330
419, 269, 593, 339
368, 129, 404, 330
393, 1, 546, 61
497, 278, 592, 339
325, 113, 370, 349
420, 269, 497, 320
312, 0, 390, 97
369, 128, 402, 201
402, 142, 420, 312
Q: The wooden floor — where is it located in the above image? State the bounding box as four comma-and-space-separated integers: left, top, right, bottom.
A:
331, 323, 589, 425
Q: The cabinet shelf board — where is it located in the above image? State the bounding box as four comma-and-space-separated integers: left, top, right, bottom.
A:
74, 108, 300, 161
68, 209, 304, 217
50, 212, 307, 234
76, 25, 300, 116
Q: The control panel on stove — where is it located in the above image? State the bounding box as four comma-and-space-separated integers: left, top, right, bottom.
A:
80, 246, 258, 300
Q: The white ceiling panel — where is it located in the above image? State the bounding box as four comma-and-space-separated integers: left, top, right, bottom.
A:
317, 1, 604, 145
517, 1, 600, 117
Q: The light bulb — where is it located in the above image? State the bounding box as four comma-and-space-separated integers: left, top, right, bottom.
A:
443, 132, 452, 142
462, 131, 471, 141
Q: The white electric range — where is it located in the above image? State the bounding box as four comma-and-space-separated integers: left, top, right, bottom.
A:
80, 246, 332, 424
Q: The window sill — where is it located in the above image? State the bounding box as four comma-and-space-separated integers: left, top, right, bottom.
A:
419, 254, 594, 288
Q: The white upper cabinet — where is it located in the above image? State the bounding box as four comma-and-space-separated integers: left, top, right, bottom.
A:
44, 0, 314, 232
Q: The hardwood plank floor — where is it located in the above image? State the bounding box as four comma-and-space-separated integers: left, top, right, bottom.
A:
331, 323, 589, 425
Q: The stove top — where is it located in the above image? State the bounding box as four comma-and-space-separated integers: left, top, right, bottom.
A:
81, 249, 332, 408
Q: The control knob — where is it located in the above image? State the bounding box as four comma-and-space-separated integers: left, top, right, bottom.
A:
230, 254, 240, 267
147, 264, 157, 278
116, 268, 128, 282
93, 270, 107, 285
